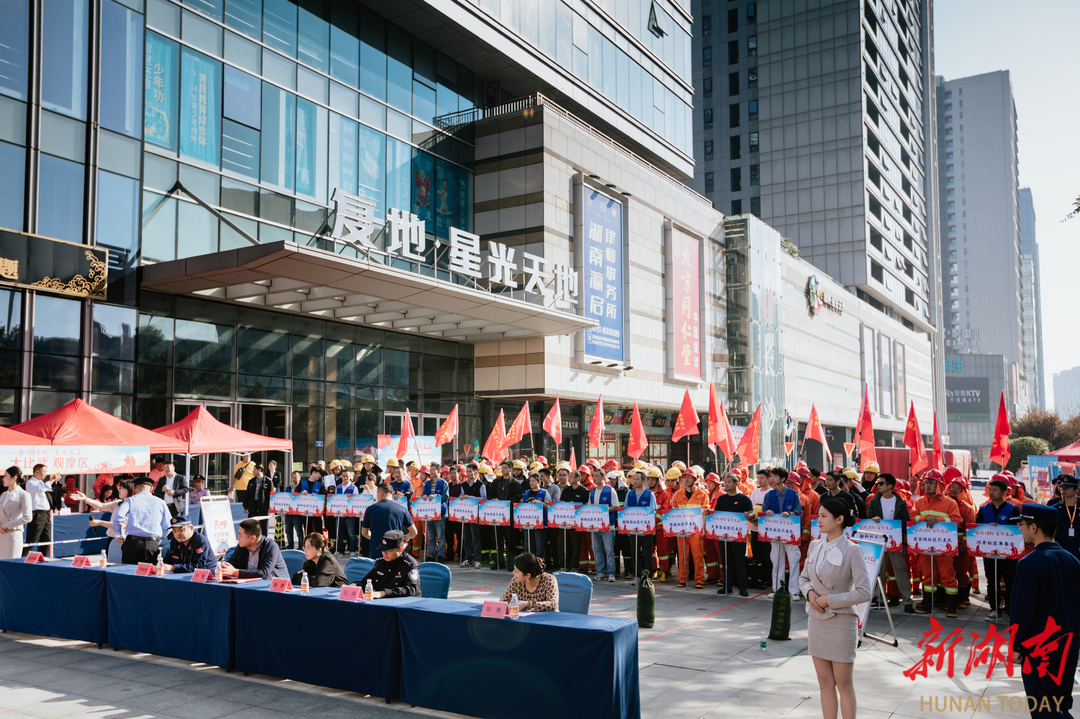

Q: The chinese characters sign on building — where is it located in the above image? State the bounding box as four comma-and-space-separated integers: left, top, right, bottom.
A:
669, 228, 702, 380
0, 230, 108, 299
144, 33, 177, 151
179, 47, 220, 166
581, 187, 624, 362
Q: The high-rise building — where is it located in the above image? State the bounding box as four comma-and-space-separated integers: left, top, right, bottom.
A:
690, 0, 946, 436
1019, 187, 1045, 409
1054, 367, 1080, 418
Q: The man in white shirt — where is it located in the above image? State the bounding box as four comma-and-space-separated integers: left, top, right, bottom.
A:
748, 469, 772, 588
23, 464, 53, 556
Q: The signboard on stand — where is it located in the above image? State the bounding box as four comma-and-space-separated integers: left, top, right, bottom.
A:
201, 496, 237, 554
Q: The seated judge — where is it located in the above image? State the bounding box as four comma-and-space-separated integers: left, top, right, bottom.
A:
220, 518, 289, 580
292, 532, 347, 588
161, 514, 218, 574
356, 529, 420, 598
501, 552, 560, 612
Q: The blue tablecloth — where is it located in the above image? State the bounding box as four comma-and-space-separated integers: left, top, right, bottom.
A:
0, 558, 108, 645
233, 587, 414, 700
47, 512, 110, 557
105, 566, 257, 669
396, 598, 640, 719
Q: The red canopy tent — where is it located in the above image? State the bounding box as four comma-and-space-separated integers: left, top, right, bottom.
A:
153, 405, 292, 454
13, 398, 186, 452
0, 425, 50, 445
1049, 440, 1080, 463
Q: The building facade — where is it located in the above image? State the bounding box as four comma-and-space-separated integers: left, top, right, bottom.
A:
0, 0, 728, 487
1054, 367, 1080, 419
1019, 187, 1044, 410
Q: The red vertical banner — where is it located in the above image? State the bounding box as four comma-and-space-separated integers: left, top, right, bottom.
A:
671, 229, 701, 379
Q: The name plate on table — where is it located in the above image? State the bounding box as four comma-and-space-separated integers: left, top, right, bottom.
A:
339, 585, 362, 602
481, 601, 508, 619
269, 577, 291, 593
192, 569, 211, 583
24, 552, 44, 563
135, 563, 154, 576
71, 555, 91, 567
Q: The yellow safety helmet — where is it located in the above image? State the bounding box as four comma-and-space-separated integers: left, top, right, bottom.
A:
328, 459, 347, 471
842, 467, 859, 480
862, 462, 881, 474
665, 467, 682, 480
672, 460, 687, 471
477, 463, 493, 475
555, 462, 571, 472
691, 465, 704, 478
385, 457, 400, 468
406, 460, 420, 469
529, 461, 544, 473
512, 459, 527, 470
359, 454, 376, 465
632, 459, 648, 471
646, 466, 663, 479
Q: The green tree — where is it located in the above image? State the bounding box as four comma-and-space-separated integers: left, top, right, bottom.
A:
781, 237, 800, 258
1007, 436, 1050, 473
1010, 408, 1061, 446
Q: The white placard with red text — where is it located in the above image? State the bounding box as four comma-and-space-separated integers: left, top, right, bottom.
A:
907, 521, 959, 556
547, 502, 580, 529
617, 507, 655, 535
575, 505, 611, 532
851, 519, 901, 550
705, 511, 749, 541
514, 503, 544, 529
411, 496, 444, 521
758, 514, 801, 545
449, 496, 479, 523
478, 499, 511, 527
662, 507, 704, 537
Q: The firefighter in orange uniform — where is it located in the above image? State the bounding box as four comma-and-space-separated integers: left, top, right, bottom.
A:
945, 467, 978, 608
791, 470, 818, 569
703, 473, 724, 584
912, 469, 963, 617
671, 469, 709, 588
649, 467, 674, 581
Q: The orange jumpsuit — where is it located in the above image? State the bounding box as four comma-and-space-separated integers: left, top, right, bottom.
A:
703, 487, 723, 582
797, 487, 819, 569
653, 487, 673, 576
912, 492, 962, 596
672, 486, 710, 586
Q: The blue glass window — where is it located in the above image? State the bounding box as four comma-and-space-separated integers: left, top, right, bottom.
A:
261, 83, 295, 191
329, 2, 359, 86
294, 98, 326, 201
96, 170, 139, 260
224, 65, 260, 129
179, 48, 222, 166
329, 113, 357, 195
100, 0, 143, 139
385, 137, 410, 217
144, 32, 179, 151
412, 80, 435, 124
38, 154, 84, 243
222, 119, 260, 179
434, 161, 456, 239
297, 0, 329, 73
0, 0, 29, 100
185, 0, 223, 21
41, 0, 89, 120
386, 24, 411, 114
224, 0, 260, 39
359, 10, 386, 101
263, 0, 297, 57
411, 150, 434, 229
0, 142, 24, 231
357, 125, 384, 219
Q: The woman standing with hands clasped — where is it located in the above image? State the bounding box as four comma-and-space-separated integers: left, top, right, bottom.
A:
0, 466, 32, 559
799, 497, 872, 719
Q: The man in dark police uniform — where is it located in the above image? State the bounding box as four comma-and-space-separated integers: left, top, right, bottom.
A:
358, 530, 420, 599
161, 514, 218, 574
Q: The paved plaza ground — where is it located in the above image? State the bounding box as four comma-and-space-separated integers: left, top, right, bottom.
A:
0, 563, 1057, 719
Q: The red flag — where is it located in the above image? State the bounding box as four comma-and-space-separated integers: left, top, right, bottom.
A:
856, 385, 878, 470
708, 383, 738, 459
735, 405, 762, 466
482, 410, 507, 464
433, 405, 458, 447
931, 412, 945, 471
587, 396, 605, 448
569, 447, 576, 470
396, 408, 415, 459
903, 402, 928, 475
803, 404, 831, 457
502, 402, 531, 450
672, 388, 700, 442
543, 397, 563, 446
628, 402, 648, 460
990, 391, 1011, 470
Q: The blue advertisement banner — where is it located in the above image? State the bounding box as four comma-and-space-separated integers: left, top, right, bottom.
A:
582, 187, 624, 361
412, 150, 435, 226
144, 32, 178, 151
179, 47, 221, 166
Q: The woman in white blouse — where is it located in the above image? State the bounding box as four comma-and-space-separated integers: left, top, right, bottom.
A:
0, 466, 32, 559
799, 497, 872, 719
70, 478, 134, 564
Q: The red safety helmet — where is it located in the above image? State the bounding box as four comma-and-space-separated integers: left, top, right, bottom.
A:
586, 458, 602, 470
578, 465, 591, 475
796, 466, 811, 478
418, 465, 431, 476
923, 469, 944, 483
602, 459, 620, 472
705, 472, 721, 484
992, 472, 1018, 489
785, 472, 801, 485
943, 466, 964, 483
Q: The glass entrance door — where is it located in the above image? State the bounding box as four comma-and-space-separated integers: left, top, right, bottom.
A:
173, 402, 232, 494
239, 404, 291, 483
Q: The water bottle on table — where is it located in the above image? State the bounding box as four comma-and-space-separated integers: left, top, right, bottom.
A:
300, 571, 310, 595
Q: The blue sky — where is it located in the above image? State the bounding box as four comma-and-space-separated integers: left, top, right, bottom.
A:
933, 0, 1080, 411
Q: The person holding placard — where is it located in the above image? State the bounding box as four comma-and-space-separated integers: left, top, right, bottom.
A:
800, 498, 871, 719
292, 532, 347, 588
520, 473, 548, 559
161, 514, 218, 574
648, 468, 673, 582
420, 465, 449, 563
625, 468, 655, 585
672, 470, 709, 589
335, 472, 360, 556
0, 466, 31, 559
945, 470, 978, 608
714, 473, 751, 595
866, 473, 914, 613
763, 469, 802, 599
977, 478, 1020, 622
501, 553, 559, 612
458, 464, 486, 568
911, 469, 963, 617
589, 471, 622, 583
748, 469, 772, 589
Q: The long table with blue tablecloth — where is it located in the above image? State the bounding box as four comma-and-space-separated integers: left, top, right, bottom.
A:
0, 560, 640, 719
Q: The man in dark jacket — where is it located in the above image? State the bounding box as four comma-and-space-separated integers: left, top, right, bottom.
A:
244, 464, 275, 535
866, 473, 913, 613
162, 514, 218, 574
220, 519, 289, 580
359, 529, 420, 598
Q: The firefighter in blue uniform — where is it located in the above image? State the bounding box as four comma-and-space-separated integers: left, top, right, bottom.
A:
1010, 503, 1080, 719
162, 514, 219, 574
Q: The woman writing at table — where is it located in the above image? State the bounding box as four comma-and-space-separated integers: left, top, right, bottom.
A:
501, 553, 559, 612
799, 498, 872, 719
292, 532, 347, 588
0, 466, 32, 559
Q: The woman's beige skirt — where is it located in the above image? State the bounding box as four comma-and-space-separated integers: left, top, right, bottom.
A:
807, 613, 858, 663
